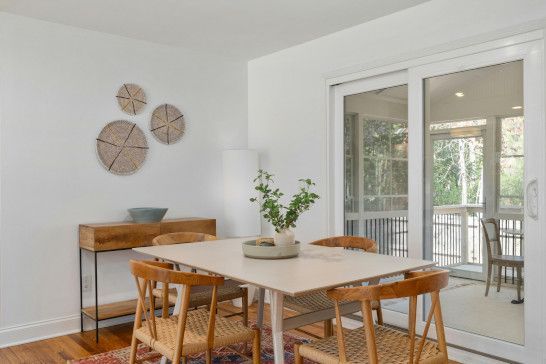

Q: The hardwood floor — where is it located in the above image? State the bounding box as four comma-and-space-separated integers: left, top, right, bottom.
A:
0, 302, 459, 363
0, 303, 319, 363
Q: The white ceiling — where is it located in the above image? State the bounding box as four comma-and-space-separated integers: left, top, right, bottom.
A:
347, 61, 523, 121
427, 61, 523, 102
0, 0, 430, 60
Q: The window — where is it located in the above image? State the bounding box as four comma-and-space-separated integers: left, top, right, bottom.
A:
430, 119, 486, 131
344, 113, 358, 213
361, 118, 408, 212
498, 116, 524, 210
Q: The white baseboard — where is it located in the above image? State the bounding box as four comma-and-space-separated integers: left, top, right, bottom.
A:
0, 314, 81, 348
0, 312, 139, 349
0, 291, 140, 348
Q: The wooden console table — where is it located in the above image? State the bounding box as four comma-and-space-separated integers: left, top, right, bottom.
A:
79, 217, 216, 341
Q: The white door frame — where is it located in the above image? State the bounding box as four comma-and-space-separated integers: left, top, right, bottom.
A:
328, 34, 545, 362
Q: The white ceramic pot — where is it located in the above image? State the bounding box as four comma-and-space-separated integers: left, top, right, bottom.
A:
274, 229, 295, 246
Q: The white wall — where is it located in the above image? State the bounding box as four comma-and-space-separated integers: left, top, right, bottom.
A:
0, 13, 247, 346
248, 0, 546, 242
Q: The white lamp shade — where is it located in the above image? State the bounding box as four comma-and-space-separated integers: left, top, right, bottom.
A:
222, 150, 261, 237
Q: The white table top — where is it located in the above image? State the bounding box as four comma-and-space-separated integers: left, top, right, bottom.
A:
134, 238, 436, 296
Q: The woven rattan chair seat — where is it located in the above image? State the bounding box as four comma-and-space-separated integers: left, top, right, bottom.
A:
134, 308, 255, 358
491, 254, 524, 267
298, 325, 446, 364
285, 290, 379, 313
152, 285, 245, 306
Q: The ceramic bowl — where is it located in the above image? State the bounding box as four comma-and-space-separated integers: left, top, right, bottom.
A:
242, 240, 300, 259
128, 207, 168, 223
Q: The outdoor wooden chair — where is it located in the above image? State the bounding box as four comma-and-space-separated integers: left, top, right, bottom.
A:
151, 232, 249, 324
481, 218, 524, 303
294, 270, 449, 364
129, 260, 260, 364
284, 236, 383, 338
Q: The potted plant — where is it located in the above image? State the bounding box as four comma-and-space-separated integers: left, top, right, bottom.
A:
250, 169, 319, 246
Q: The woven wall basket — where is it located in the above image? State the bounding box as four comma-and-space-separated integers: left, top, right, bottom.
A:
96, 120, 148, 175
150, 104, 185, 145
116, 83, 147, 115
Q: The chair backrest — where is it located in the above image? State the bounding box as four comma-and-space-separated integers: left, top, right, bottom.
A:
310, 236, 377, 253
129, 260, 224, 360
480, 218, 503, 260
327, 270, 449, 364
152, 232, 217, 246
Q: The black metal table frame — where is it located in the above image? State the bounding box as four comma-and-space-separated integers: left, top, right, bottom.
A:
79, 247, 134, 342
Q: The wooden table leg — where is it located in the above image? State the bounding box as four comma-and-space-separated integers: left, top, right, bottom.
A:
269, 290, 284, 364
257, 287, 265, 329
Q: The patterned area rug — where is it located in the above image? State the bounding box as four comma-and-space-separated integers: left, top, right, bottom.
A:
70, 324, 310, 364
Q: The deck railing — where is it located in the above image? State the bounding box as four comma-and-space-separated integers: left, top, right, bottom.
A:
346, 215, 408, 257
345, 206, 523, 272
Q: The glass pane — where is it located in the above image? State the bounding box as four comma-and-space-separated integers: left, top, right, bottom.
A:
430, 119, 486, 131
391, 160, 408, 195
499, 116, 524, 210
363, 196, 386, 211
344, 84, 408, 315
362, 159, 377, 195
391, 123, 408, 158
376, 159, 392, 196
501, 117, 524, 156
392, 196, 408, 210
344, 114, 358, 213
363, 120, 391, 157
424, 61, 524, 345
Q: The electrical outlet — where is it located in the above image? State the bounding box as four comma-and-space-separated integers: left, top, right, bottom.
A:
82, 276, 92, 292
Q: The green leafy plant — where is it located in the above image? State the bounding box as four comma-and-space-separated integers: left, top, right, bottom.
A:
250, 169, 319, 233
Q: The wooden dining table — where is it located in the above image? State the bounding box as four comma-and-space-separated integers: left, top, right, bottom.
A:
134, 237, 435, 363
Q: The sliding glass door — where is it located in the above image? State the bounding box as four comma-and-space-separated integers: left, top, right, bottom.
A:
423, 61, 525, 344
333, 38, 545, 362
410, 43, 544, 362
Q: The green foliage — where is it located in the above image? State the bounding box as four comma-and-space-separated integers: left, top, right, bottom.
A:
432, 138, 484, 206
250, 170, 319, 233
431, 117, 524, 209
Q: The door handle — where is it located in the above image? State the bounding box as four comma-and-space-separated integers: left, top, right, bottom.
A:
526, 178, 538, 220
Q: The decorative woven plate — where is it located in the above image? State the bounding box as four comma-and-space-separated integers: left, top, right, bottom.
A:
96, 120, 148, 175
116, 83, 147, 115
150, 104, 185, 144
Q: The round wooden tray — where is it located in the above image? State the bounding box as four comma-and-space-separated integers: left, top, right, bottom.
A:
242, 240, 300, 259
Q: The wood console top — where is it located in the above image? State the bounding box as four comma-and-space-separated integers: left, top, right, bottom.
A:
79, 217, 216, 251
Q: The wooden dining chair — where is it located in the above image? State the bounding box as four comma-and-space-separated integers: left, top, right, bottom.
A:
294, 269, 450, 364
284, 236, 383, 338
151, 232, 249, 325
481, 218, 524, 302
129, 260, 261, 364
